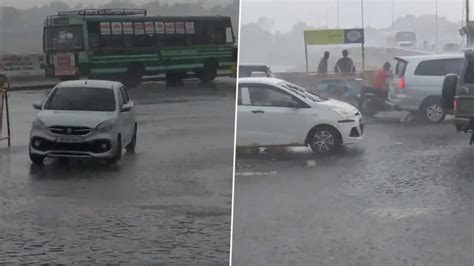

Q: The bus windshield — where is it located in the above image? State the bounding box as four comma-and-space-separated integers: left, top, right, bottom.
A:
44, 26, 84, 52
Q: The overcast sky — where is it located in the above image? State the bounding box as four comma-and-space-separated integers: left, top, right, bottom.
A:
242, 0, 466, 31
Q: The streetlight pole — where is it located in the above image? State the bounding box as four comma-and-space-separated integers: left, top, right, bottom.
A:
337, 0, 339, 28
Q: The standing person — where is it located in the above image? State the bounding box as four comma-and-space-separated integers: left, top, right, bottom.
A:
334, 49, 355, 73
317, 51, 330, 74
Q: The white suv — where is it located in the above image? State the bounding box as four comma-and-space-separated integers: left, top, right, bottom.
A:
29, 80, 137, 165
237, 77, 363, 154
389, 54, 465, 122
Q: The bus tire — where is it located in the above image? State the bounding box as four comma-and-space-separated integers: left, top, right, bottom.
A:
123, 64, 144, 88
166, 72, 185, 87
198, 61, 218, 83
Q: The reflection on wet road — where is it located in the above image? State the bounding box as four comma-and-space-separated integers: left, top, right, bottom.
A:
233, 115, 474, 266
0, 79, 235, 264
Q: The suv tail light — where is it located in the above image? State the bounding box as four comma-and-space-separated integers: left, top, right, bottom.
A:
399, 78, 406, 89
454, 98, 459, 112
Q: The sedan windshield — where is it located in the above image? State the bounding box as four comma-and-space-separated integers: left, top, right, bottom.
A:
45, 87, 116, 111
280, 82, 326, 102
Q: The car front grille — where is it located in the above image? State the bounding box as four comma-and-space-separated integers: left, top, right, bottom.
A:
49, 126, 93, 136
31, 137, 111, 153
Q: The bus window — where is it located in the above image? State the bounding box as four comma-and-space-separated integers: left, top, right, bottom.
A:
193, 21, 215, 45
44, 25, 83, 51
88, 22, 123, 49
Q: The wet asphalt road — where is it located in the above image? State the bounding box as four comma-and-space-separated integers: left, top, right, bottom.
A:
232, 114, 474, 266
0, 79, 235, 264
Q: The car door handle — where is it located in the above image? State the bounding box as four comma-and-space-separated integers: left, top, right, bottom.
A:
251, 110, 264, 114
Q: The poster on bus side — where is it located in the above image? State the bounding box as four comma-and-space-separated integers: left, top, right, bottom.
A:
185, 22, 195, 34
100, 22, 111, 35
145, 22, 155, 34
123, 22, 133, 34
155, 22, 165, 34
165, 22, 175, 34
134, 22, 145, 35
111, 22, 122, 35
175, 22, 185, 34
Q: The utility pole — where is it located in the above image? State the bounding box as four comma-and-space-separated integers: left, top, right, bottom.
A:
435, 0, 438, 46
336, 0, 339, 28
467, 0, 471, 46
467, 0, 470, 27
392, 0, 394, 30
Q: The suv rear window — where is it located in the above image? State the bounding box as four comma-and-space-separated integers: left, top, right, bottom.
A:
414, 59, 464, 76
395, 59, 407, 78
45, 87, 116, 111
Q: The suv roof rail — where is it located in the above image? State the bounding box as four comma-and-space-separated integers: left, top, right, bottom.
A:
57, 9, 147, 17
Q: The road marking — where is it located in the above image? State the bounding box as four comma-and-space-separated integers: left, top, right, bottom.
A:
235, 171, 277, 177
366, 207, 431, 219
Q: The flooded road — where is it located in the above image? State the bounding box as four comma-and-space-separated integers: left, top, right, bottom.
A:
233, 115, 474, 266
0, 79, 235, 264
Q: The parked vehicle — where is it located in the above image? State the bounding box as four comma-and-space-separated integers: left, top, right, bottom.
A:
29, 80, 137, 165
239, 64, 274, 78
442, 50, 474, 144
388, 54, 465, 123
237, 77, 363, 154
394, 31, 417, 46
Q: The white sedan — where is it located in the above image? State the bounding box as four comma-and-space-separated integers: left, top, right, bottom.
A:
29, 80, 137, 165
237, 77, 363, 154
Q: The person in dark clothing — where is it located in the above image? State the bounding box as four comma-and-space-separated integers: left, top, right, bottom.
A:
334, 49, 355, 73
317, 51, 330, 74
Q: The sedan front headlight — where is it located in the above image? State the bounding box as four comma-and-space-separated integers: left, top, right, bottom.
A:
96, 118, 115, 133
330, 107, 355, 119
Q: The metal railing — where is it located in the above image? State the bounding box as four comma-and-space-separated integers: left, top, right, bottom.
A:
57, 9, 147, 17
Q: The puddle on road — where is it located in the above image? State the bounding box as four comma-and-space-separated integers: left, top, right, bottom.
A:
365, 206, 453, 219
235, 171, 277, 177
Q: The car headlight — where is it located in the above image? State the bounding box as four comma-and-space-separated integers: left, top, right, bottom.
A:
32, 117, 48, 131
96, 118, 115, 133
330, 107, 355, 119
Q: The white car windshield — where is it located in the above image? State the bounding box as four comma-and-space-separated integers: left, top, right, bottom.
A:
280, 82, 326, 102
44, 87, 116, 112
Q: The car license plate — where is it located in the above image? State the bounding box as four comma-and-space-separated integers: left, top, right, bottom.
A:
56, 136, 83, 143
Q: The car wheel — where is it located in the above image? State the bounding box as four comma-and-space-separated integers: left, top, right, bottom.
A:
308, 126, 342, 154
126, 124, 137, 154
420, 98, 445, 123
107, 136, 122, 165
29, 147, 45, 165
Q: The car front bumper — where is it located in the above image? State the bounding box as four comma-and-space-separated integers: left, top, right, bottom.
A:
29, 127, 118, 159
338, 117, 364, 144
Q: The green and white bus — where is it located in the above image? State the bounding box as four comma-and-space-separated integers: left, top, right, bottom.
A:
43, 9, 237, 86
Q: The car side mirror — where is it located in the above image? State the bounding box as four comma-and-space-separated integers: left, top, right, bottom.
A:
32, 102, 42, 110
441, 74, 458, 109
120, 103, 132, 112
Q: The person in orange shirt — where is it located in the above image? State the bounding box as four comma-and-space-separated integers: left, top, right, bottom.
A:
363, 62, 392, 99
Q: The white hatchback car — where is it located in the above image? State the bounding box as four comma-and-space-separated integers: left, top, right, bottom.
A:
29, 80, 137, 165
237, 77, 363, 154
